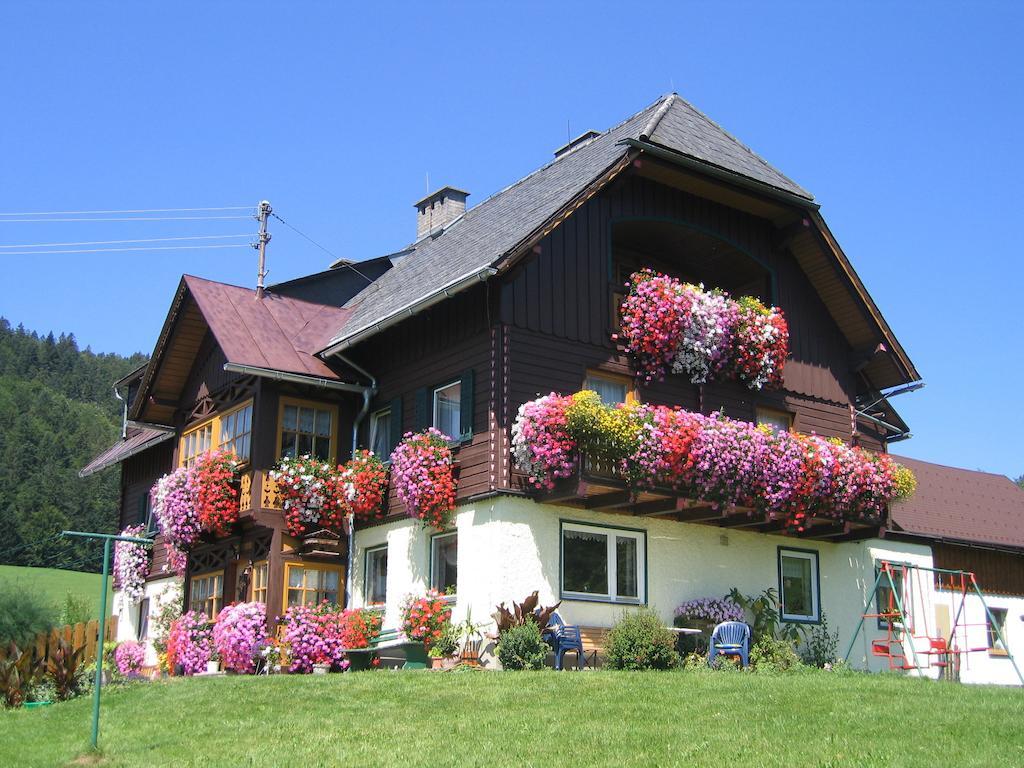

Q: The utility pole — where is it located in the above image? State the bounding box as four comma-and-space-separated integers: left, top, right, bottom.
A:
62, 529, 153, 751
255, 200, 272, 299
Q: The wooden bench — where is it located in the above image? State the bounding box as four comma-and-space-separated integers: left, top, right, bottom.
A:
341, 629, 428, 670
576, 626, 611, 668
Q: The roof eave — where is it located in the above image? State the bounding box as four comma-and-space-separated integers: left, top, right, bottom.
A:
78, 430, 175, 478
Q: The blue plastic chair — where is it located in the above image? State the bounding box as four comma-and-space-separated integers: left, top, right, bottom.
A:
709, 621, 750, 668
545, 611, 584, 670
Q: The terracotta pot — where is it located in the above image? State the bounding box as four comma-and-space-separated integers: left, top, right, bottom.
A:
430, 656, 446, 670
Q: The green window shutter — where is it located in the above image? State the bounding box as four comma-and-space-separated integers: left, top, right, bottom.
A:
413, 387, 429, 432
459, 368, 474, 440
389, 396, 403, 451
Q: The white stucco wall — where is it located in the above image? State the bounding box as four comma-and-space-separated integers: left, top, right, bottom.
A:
113, 576, 182, 667
351, 496, 1023, 684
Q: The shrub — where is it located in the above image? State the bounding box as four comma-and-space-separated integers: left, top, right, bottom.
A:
0, 642, 43, 708
605, 609, 680, 671
213, 602, 267, 673
801, 612, 839, 668
168, 610, 214, 675
749, 635, 804, 673
58, 591, 91, 626
0, 581, 57, 648
497, 622, 547, 670
115, 641, 146, 677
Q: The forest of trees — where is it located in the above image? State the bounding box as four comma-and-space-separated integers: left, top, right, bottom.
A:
0, 318, 147, 572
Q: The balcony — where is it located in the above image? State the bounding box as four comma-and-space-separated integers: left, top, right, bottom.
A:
238, 469, 284, 515
536, 451, 885, 542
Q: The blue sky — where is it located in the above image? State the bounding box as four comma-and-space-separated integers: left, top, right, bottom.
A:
2, 3, 1022, 478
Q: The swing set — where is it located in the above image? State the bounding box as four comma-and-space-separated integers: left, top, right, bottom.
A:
843, 560, 1023, 685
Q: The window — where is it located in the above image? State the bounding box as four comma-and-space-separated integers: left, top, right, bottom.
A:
219, 402, 253, 463
778, 548, 819, 623
250, 561, 268, 604
369, 408, 392, 460
365, 546, 388, 605
180, 423, 213, 468
284, 563, 341, 608
432, 382, 461, 439
189, 571, 223, 619
141, 492, 157, 535
756, 407, 792, 433
279, 399, 335, 462
430, 532, 458, 595
137, 598, 150, 642
875, 563, 907, 629
988, 608, 1009, 654
560, 522, 645, 603
583, 371, 636, 406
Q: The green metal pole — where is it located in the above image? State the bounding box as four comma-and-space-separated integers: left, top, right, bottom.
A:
970, 577, 1024, 686
91, 537, 111, 750
843, 567, 886, 664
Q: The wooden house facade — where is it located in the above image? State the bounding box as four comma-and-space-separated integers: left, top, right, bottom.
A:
82, 94, 1024, 683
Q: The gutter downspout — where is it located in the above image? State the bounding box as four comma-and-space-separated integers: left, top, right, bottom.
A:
113, 386, 127, 439
333, 352, 378, 609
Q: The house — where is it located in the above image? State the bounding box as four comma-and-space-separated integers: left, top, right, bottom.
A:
81, 93, 1023, 683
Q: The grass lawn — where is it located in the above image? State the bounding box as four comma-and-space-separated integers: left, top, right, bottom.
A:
2, 671, 1022, 767
0, 565, 111, 621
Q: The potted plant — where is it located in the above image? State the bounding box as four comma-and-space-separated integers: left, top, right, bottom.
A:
456, 610, 487, 667
428, 621, 460, 670
206, 649, 221, 674
400, 590, 452, 666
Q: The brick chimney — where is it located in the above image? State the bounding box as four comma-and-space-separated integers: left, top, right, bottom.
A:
415, 186, 469, 240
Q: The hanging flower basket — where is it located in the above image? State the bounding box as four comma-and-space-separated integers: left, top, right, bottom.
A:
389, 429, 456, 529
113, 524, 150, 603
340, 450, 389, 522
616, 269, 789, 390
192, 450, 241, 536
152, 466, 202, 551
270, 455, 348, 537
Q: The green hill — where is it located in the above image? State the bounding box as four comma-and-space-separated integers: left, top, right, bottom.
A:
0, 565, 111, 621
0, 319, 147, 572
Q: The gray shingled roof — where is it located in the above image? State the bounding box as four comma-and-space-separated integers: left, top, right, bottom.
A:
324, 93, 810, 350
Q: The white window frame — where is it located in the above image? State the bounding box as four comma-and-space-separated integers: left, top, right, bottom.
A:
368, 407, 392, 461
432, 381, 461, 438
778, 548, 820, 623
560, 521, 646, 604
430, 531, 458, 597
364, 545, 388, 606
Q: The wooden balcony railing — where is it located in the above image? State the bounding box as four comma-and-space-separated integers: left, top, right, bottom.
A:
238, 469, 284, 514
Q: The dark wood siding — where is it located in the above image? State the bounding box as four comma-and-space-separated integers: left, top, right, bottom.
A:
120, 441, 174, 579
933, 543, 1024, 597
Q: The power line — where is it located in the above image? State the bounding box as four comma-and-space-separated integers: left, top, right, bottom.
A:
0, 243, 253, 255
0, 215, 253, 223
0, 233, 254, 249
0, 206, 253, 216
271, 210, 373, 285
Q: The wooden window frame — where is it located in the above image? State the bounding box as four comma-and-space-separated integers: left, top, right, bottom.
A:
178, 398, 254, 468
559, 520, 646, 605
282, 561, 344, 612
778, 547, 821, 624
250, 560, 269, 605
756, 406, 793, 433
179, 422, 213, 468
277, 397, 340, 464
218, 400, 254, 467
188, 570, 224, 620
429, 531, 459, 598
583, 369, 638, 405
364, 545, 388, 607
987, 607, 1010, 657
431, 381, 462, 439
368, 407, 392, 463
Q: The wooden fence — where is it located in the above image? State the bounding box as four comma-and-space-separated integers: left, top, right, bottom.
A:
1, 616, 118, 668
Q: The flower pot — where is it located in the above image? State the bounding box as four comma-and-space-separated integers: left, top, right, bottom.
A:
347, 654, 374, 672
206, 660, 221, 674
403, 643, 428, 670
312, 662, 330, 675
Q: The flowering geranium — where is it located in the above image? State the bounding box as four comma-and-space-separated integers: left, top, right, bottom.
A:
675, 597, 745, 624
617, 269, 789, 390
281, 602, 345, 673
213, 602, 267, 674
152, 466, 202, 551
338, 607, 383, 649
340, 450, 389, 522
192, 450, 240, 536
511, 393, 576, 490
511, 391, 915, 529
270, 455, 348, 536
114, 641, 146, 677
168, 610, 213, 675
390, 429, 456, 529
113, 524, 150, 603
399, 590, 452, 650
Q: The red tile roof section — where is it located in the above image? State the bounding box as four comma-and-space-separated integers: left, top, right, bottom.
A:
890, 455, 1024, 550
183, 275, 351, 380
